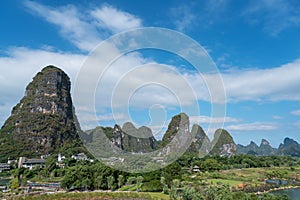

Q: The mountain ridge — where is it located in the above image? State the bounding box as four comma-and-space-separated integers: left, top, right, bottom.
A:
1, 65, 299, 160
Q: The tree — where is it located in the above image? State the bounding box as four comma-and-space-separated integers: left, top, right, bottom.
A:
117, 175, 124, 189
9, 177, 19, 193
205, 184, 233, 200
82, 178, 91, 190
126, 176, 136, 185
107, 175, 115, 191
160, 176, 166, 187
172, 179, 180, 188
181, 186, 204, 200
200, 158, 221, 171
160, 176, 168, 194
136, 176, 144, 191
95, 175, 103, 189
170, 179, 181, 200
161, 162, 182, 186
61, 165, 93, 190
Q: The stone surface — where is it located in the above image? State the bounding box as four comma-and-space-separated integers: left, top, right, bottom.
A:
210, 129, 237, 156
0, 66, 81, 161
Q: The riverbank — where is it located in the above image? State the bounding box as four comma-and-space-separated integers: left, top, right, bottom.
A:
256, 185, 300, 194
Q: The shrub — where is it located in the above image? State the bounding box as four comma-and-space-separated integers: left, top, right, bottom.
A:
141, 180, 163, 192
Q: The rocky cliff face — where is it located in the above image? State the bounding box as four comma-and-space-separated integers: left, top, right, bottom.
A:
237, 141, 259, 155
237, 139, 277, 155
160, 113, 191, 154
121, 122, 158, 153
85, 123, 158, 154
210, 129, 236, 156
160, 113, 212, 157
189, 124, 211, 156
0, 66, 81, 160
258, 139, 277, 155
277, 137, 300, 157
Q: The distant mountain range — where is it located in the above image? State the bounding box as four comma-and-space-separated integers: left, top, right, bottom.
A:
237, 137, 300, 157
0, 66, 299, 162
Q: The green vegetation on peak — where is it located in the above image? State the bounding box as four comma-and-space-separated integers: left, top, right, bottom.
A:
0, 65, 83, 162
210, 128, 237, 156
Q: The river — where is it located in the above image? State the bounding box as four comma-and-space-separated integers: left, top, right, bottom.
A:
271, 188, 300, 199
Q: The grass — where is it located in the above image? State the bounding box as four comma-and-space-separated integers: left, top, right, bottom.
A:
30, 177, 62, 183
206, 179, 243, 187
20, 191, 169, 200
196, 166, 300, 189
118, 184, 138, 191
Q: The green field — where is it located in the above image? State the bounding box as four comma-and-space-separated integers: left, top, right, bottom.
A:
207, 179, 243, 187
197, 166, 300, 189
19, 191, 169, 200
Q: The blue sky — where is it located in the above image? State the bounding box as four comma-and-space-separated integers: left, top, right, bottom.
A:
1, 0, 300, 147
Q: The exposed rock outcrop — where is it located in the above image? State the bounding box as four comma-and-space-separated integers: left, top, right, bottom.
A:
85, 123, 158, 154
210, 129, 236, 156
277, 137, 300, 157
189, 124, 211, 156
160, 113, 191, 155
0, 66, 82, 161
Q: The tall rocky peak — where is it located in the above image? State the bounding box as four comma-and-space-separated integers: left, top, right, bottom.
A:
94, 123, 158, 153
237, 139, 277, 155
122, 124, 158, 153
159, 113, 192, 156
277, 137, 300, 157
122, 122, 153, 138
250, 141, 258, 147
189, 124, 211, 156
260, 139, 270, 146
237, 141, 259, 155
0, 66, 81, 160
160, 113, 213, 157
161, 113, 189, 147
258, 139, 276, 155
210, 128, 236, 156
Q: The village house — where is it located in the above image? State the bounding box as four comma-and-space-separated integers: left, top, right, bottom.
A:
71, 153, 94, 162
192, 165, 200, 173
56, 153, 66, 168
0, 163, 10, 172
71, 153, 88, 161
18, 157, 46, 170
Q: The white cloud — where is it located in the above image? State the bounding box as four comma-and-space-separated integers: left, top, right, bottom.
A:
24, 1, 101, 51
2, 47, 300, 129
190, 115, 240, 124
170, 5, 196, 32
2, 1, 300, 132
291, 110, 300, 116
0, 47, 86, 126
183, 59, 300, 103
24, 1, 142, 51
91, 5, 142, 33
97, 113, 127, 122
23, 2, 300, 105
242, 0, 300, 35
272, 115, 283, 120
220, 59, 300, 102
226, 122, 278, 131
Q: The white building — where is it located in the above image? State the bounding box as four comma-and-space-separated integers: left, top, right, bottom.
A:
18, 157, 46, 170
0, 163, 10, 172
71, 153, 87, 161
